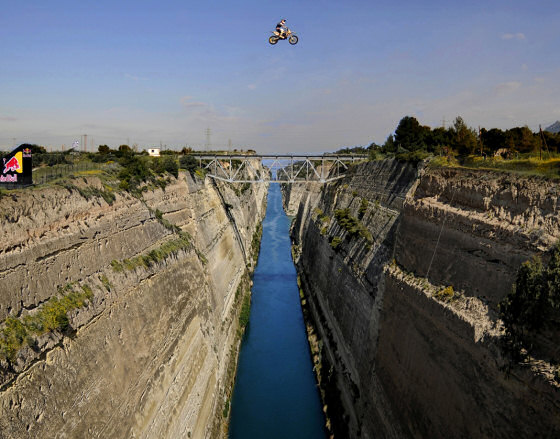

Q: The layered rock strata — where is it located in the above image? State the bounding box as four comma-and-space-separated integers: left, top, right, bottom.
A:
286, 160, 560, 438
0, 171, 267, 438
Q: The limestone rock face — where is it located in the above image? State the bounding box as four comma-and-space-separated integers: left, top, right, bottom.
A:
0, 171, 267, 439
285, 160, 560, 438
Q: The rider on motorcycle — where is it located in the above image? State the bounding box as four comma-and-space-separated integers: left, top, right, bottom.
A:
276, 19, 287, 39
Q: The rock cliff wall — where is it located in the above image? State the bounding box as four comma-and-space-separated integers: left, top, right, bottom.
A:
285, 160, 560, 438
0, 171, 267, 438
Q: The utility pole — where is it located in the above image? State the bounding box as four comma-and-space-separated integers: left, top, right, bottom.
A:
478, 126, 483, 157
83, 134, 87, 152
205, 128, 211, 151
539, 125, 549, 159
442, 117, 446, 129
228, 138, 232, 152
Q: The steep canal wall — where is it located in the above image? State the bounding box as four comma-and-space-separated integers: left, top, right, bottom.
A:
285, 159, 560, 438
0, 171, 267, 438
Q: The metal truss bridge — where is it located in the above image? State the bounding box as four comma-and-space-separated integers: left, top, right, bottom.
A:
192, 154, 367, 184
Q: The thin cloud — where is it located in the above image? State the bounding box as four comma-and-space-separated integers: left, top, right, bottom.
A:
0, 116, 17, 121
247, 84, 257, 90
501, 33, 526, 40
180, 96, 207, 109
495, 81, 522, 95
124, 73, 147, 81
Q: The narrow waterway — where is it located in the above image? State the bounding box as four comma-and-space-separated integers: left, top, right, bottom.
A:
229, 184, 327, 438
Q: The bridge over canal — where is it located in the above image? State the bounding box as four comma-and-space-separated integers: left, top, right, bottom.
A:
192, 154, 367, 183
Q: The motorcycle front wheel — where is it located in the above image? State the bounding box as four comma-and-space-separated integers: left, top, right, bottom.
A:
289, 35, 298, 45
269, 36, 278, 45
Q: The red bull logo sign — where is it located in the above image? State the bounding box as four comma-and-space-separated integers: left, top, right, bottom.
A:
1, 144, 32, 186
3, 153, 22, 174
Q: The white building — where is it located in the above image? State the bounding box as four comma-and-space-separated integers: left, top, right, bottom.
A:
148, 148, 160, 157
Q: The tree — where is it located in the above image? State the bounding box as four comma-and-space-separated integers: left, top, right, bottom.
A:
508, 126, 538, 153
542, 131, 560, 153
162, 156, 178, 178
180, 154, 198, 173
382, 134, 396, 153
26, 144, 47, 154
98, 145, 111, 154
480, 128, 506, 154
425, 127, 450, 153
450, 116, 477, 155
394, 116, 426, 151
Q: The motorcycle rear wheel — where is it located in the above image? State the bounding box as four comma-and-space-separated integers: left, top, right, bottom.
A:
289, 35, 298, 45
269, 36, 278, 45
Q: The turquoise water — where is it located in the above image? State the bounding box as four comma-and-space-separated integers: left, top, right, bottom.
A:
229, 184, 327, 439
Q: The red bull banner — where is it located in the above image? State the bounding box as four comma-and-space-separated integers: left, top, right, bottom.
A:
1, 144, 33, 186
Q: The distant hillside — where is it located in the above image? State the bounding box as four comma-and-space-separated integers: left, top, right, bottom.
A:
545, 121, 560, 133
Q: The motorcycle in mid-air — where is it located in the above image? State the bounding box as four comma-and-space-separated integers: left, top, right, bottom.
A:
269, 28, 298, 45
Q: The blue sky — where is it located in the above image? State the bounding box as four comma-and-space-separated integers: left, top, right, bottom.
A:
1, 0, 559, 152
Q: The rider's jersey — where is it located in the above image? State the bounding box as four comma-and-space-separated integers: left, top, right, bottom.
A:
276, 22, 285, 31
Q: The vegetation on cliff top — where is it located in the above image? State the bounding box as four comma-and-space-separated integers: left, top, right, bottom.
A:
337, 115, 560, 177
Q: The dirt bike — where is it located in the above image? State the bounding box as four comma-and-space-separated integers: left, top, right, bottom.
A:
269, 28, 298, 45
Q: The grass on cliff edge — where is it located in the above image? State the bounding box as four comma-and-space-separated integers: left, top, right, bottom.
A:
0, 284, 93, 362
429, 154, 560, 179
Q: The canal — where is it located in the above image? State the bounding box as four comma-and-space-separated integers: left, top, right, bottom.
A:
229, 184, 327, 438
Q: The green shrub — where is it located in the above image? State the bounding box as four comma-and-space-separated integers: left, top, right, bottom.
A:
395, 149, 430, 164
330, 236, 342, 249
222, 398, 230, 418
100, 275, 111, 291
358, 198, 369, 218
0, 284, 94, 361
180, 155, 199, 174
112, 236, 192, 273
194, 169, 207, 180
334, 208, 373, 243
499, 242, 560, 360
74, 186, 116, 205
111, 260, 124, 272
152, 156, 178, 178
434, 286, 455, 302
118, 155, 151, 192
239, 295, 251, 329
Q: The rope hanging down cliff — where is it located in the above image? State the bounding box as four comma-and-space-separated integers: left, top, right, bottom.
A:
425, 186, 457, 279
